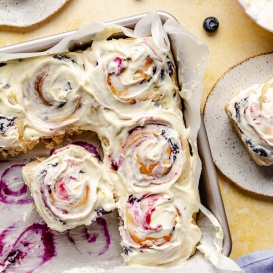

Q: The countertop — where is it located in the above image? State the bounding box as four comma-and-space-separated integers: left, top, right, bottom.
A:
1, 0, 273, 261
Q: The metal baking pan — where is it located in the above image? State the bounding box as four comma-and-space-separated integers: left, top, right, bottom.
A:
0, 11, 232, 257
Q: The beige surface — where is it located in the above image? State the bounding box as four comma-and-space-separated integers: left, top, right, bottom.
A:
1, 0, 273, 261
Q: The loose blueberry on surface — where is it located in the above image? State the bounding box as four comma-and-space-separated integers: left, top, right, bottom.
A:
203, 17, 219, 33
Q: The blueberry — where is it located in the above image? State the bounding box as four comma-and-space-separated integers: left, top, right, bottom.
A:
0, 116, 15, 134
128, 195, 138, 204
203, 17, 219, 33
253, 147, 268, 157
246, 139, 268, 157
57, 102, 66, 109
123, 246, 132, 255
7, 250, 20, 264
234, 101, 242, 123
95, 208, 112, 216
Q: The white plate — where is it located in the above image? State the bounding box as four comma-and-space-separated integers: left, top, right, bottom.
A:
0, 0, 69, 28
204, 53, 273, 196
238, 0, 273, 33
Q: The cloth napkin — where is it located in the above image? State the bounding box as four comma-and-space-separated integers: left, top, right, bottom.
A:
236, 250, 273, 273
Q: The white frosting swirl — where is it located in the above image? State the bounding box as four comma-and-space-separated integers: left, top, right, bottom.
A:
0, 54, 100, 156
85, 37, 179, 115
21, 54, 92, 134
106, 111, 200, 266
119, 193, 201, 266
0, 38, 181, 157
22, 144, 115, 232
110, 121, 190, 189
0, 64, 25, 154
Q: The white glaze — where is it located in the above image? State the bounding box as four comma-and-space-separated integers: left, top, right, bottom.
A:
0, 38, 181, 157
106, 111, 200, 265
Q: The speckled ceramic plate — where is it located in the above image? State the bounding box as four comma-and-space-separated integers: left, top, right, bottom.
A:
238, 0, 273, 33
0, 0, 69, 28
204, 52, 273, 196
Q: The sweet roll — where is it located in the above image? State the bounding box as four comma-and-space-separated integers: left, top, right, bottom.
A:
22, 144, 115, 232
225, 77, 273, 166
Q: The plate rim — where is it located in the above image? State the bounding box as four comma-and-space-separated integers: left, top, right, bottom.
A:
0, 0, 70, 29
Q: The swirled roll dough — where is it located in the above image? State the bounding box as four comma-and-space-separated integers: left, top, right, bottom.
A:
22, 144, 115, 232
119, 194, 201, 266
21, 54, 97, 135
0, 38, 181, 157
225, 77, 273, 166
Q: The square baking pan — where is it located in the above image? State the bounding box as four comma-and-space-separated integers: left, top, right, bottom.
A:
0, 11, 231, 257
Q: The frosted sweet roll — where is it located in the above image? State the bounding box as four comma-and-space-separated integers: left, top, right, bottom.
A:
86, 37, 181, 115
119, 193, 201, 266
110, 119, 191, 190
225, 77, 273, 166
0, 53, 98, 157
22, 144, 115, 232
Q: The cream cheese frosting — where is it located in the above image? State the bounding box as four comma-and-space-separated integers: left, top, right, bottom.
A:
22, 144, 115, 232
1, 36, 201, 267
84, 37, 181, 117
108, 112, 191, 193
119, 193, 200, 266
0, 53, 97, 156
226, 77, 273, 165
